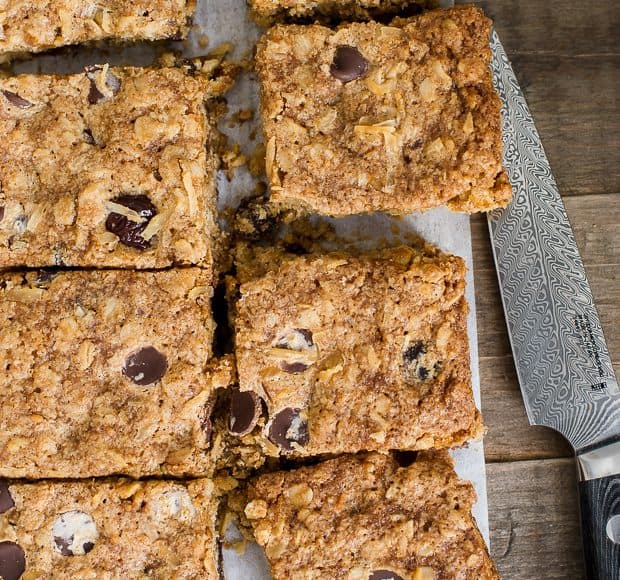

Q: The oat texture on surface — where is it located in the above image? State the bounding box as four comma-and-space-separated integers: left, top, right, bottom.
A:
232, 244, 483, 458
0, 62, 234, 269
0, 269, 236, 478
0, 478, 220, 578
245, 451, 499, 578
0, 1, 196, 62
256, 6, 512, 216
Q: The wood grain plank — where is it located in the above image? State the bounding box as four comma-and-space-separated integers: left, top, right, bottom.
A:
481, 354, 573, 462
461, 0, 619, 56
499, 55, 619, 196
487, 458, 585, 579
472, 194, 620, 272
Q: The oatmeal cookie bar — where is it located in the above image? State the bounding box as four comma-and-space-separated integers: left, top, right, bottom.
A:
244, 451, 498, 579
0, 269, 234, 478
0, 61, 234, 269
256, 6, 512, 216
0, 1, 196, 63
232, 244, 483, 457
0, 478, 219, 579
248, 0, 435, 27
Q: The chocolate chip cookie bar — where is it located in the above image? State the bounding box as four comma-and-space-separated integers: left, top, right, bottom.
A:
256, 6, 512, 216
244, 451, 498, 579
0, 1, 196, 63
0, 62, 234, 269
0, 268, 234, 478
0, 478, 219, 579
248, 0, 435, 27
232, 244, 483, 457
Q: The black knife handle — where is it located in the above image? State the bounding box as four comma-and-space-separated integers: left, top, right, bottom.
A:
579, 473, 620, 579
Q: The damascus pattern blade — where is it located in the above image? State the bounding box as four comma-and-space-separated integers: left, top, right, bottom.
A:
487, 30, 620, 453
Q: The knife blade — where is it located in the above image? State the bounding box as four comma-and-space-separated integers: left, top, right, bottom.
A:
487, 30, 620, 579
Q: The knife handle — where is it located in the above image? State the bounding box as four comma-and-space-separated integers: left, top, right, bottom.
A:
577, 445, 620, 580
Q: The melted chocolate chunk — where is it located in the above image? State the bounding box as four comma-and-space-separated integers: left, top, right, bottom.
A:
86, 66, 121, 105
268, 408, 308, 451
369, 571, 403, 580
2, 90, 33, 109
0, 207, 4, 222
229, 389, 261, 436
0, 542, 25, 580
123, 346, 167, 385
0, 480, 14, 514
105, 194, 157, 249
330, 46, 368, 83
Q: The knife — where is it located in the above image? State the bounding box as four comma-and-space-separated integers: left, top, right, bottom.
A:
487, 31, 620, 579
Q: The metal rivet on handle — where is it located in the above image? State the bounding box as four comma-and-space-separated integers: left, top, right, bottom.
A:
605, 514, 620, 544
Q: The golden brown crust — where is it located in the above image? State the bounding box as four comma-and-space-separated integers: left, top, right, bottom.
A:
0, 478, 219, 578
245, 451, 499, 579
0, 269, 236, 478
256, 6, 512, 216
0, 63, 235, 269
233, 245, 483, 458
0, 0, 196, 62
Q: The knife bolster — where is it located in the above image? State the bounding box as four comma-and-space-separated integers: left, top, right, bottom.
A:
577, 440, 620, 481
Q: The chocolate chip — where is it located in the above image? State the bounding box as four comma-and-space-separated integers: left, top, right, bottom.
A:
201, 399, 215, 445
153, 169, 163, 182
229, 389, 261, 436
233, 196, 279, 242
275, 329, 316, 373
268, 408, 308, 451
275, 328, 314, 350
83, 128, 96, 145
105, 194, 157, 249
52, 511, 98, 557
34, 270, 58, 287
201, 413, 213, 444
281, 362, 310, 374
0, 207, 4, 222
123, 346, 167, 385
0, 542, 25, 580
403, 341, 440, 382
392, 450, 418, 467
2, 90, 33, 109
13, 215, 27, 234
0, 480, 14, 514
330, 46, 368, 83
369, 571, 403, 580
85, 66, 121, 105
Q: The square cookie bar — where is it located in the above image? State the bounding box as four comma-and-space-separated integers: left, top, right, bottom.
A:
256, 6, 512, 216
0, 1, 196, 63
0, 478, 219, 579
0, 61, 234, 269
232, 244, 483, 457
0, 269, 233, 478
249, 0, 435, 27
244, 451, 498, 579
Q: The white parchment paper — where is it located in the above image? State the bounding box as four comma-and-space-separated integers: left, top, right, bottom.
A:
13, 0, 489, 576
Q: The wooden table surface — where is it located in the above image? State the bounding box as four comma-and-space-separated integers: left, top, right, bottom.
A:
459, 0, 619, 577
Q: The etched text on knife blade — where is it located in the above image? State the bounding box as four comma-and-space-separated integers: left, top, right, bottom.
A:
487, 30, 620, 452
